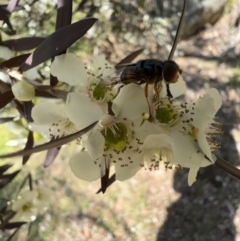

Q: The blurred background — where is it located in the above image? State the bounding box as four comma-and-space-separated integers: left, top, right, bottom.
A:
1, 0, 240, 240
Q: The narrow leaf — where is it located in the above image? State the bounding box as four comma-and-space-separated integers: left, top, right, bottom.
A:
6, 0, 20, 13
0, 170, 20, 188
0, 121, 97, 159
0, 54, 30, 68
0, 90, 14, 109
96, 174, 116, 194
55, 0, 72, 31
50, 0, 72, 86
19, 18, 98, 72
44, 147, 60, 167
5, 225, 21, 240
0, 117, 15, 124
0, 164, 12, 175
13, 100, 24, 117
16, 174, 32, 195
215, 156, 240, 179
4, 222, 26, 230
23, 101, 34, 122
100, 166, 110, 193
2, 37, 45, 51
35, 89, 57, 98
22, 131, 34, 165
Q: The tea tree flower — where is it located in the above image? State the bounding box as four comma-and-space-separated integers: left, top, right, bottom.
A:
51, 53, 117, 103
31, 93, 103, 139
149, 88, 222, 185
11, 187, 52, 222
11, 190, 38, 222
69, 84, 154, 181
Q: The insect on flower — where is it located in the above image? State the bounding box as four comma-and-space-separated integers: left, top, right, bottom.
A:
113, 0, 186, 99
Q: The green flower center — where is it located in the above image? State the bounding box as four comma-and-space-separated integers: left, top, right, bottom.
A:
155, 106, 176, 124
22, 203, 32, 212
102, 123, 129, 151
92, 84, 107, 101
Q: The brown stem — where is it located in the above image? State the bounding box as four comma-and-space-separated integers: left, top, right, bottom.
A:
215, 155, 240, 179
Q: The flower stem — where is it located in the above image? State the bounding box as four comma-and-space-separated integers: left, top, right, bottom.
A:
215, 155, 240, 179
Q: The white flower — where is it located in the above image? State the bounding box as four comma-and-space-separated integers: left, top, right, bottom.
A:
51, 53, 117, 103
141, 133, 175, 170
34, 186, 52, 214
11, 187, 51, 223
69, 84, 154, 181
11, 190, 38, 222
12, 81, 35, 101
148, 88, 222, 185
31, 101, 79, 139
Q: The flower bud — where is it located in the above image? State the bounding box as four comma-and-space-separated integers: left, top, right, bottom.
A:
12, 81, 35, 101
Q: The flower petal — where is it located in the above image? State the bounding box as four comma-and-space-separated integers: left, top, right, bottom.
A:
192, 88, 222, 129
32, 102, 67, 125
197, 127, 213, 162
88, 56, 114, 77
86, 129, 105, 160
115, 153, 142, 181
0, 71, 11, 83
24, 67, 41, 80
112, 83, 149, 119
0, 46, 13, 60
188, 167, 199, 186
51, 53, 87, 85
171, 130, 211, 169
12, 81, 35, 101
66, 92, 103, 129
69, 151, 105, 181
142, 134, 173, 150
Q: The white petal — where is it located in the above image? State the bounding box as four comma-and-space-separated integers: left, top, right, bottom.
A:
51, 53, 87, 85
0, 46, 13, 60
88, 56, 114, 77
32, 102, 67, 125
0, 71, 11, 83
12, 81, 35, 101
142, 134, 173, 150
66, 92, 103, 129
197, 127, 213, 162
30, 123, 49, 137
24, 67, 41, 80
160, 74, 186, 98
86, 129, 105, 160
171, 131, 209, 168
208, 88, 222, 112
115, 154, 142, 181
188, 167, 199, 186
69, 151, 105, 181
112, 83, 149, 119
193, 88, 222, 128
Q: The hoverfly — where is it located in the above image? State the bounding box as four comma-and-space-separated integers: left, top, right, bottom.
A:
115, 0, 186, 99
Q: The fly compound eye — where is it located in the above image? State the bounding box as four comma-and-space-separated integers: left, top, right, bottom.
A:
163, 61, 180, 84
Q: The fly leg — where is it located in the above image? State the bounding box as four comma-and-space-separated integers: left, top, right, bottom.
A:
166, 84, 173, 98
142, 83, 154, 124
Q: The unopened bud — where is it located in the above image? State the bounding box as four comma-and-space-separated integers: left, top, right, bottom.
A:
12, 81, 35, 101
